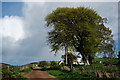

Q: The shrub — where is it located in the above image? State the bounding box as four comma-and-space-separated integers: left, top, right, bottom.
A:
51, 61, 58, 67
2, 65, 22, 79
20, 68, 32, 73
39, 61, 49, 67
103, 58, 118, 66
51, 66, 61, 70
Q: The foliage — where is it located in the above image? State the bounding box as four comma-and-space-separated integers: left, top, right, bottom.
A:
62, 53, 77, 71
47, 63, 118, 79
75, 58, 119, 74
75, 63, 118, 73
103, 59, 117, 66
50, 61, 60, 70
45, 7, 114, 65
46, 58, 119, 79
50, 61, 58, 67
19, 68, 32, 73
50, 66, 61, 70
39, 61, 49, 67
2, 66, 18, 79
93, 58, 119, 65
2, 65, 26, 80
62, 53, 77, 65
98, 41, 115, 58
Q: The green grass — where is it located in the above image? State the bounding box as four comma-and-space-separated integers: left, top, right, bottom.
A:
75, 63, 103, 71
75, 63, 118, 73
46, 69, 90, 79
93, 58, 119, 65
17, 75, 27, 80
19, 68, 32, 73
46, 61, 119, 79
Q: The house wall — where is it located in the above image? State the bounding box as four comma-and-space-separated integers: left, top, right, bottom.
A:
59, 58, 84, 65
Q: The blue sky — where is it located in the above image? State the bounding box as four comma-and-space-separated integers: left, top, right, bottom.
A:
2, 2, 23, 17
0, 1, 1, 18
1, 1, 119, 65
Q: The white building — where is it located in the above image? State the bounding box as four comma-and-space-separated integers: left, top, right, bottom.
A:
58, 60, 64, 65
58, 56, 84, 65
73, 56, 84, 65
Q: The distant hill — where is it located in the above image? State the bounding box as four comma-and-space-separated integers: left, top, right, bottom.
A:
0, 61, 59, 67
0, 63, 11, 66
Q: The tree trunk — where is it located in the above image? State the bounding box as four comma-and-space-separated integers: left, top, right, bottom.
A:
70, 63, 72, 71
85, 59, 90, 65
70, 60, 73, 72
82, 54, 90, 65
72, 43, 90, 65
65, 46, 68, 65
88, 55, 93, 64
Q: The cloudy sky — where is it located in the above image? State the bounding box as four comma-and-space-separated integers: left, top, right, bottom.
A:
0, 0, 119, 65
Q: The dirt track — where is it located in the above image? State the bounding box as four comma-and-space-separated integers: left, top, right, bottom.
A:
24, 67, 58, 80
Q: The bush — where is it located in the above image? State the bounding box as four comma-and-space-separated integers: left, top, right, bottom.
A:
20, 68, 32, 73
51, 61, 58, 67
2, 65, 22, 80
39, 61, 49, 67
103, 59, 118, 66
50, 66, 61, 70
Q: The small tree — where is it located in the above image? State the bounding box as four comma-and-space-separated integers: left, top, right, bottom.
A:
62, 52, 77, 71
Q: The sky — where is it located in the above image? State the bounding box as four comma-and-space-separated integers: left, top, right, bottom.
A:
2, 2, 23, 17
0, 1, 119, 65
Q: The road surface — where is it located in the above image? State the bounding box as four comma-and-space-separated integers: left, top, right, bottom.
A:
24, 67, 58, 80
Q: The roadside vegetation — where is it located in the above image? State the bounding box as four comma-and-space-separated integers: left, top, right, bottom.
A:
19, 68, 32, 74
42, 58, 120, 79
1, 57, 120, 79
1, 64, 27, 80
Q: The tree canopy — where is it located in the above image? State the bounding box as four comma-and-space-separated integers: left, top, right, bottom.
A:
45, 7, 114, 65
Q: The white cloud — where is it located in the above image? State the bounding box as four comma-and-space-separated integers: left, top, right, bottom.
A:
0, 16, 26, 64
2, 2, 64, 65
0, 16, 25, 41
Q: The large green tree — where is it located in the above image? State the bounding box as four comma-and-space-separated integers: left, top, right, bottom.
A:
45, 7, 114, 65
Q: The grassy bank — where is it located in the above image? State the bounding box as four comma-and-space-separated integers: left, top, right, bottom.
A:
1, 65, 27, 80
45, 58, 119, 79
19, 68, 32, 73
47, 70, 90, 79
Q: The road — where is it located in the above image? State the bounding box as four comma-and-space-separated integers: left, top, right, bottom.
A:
24, 67, 58, 80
